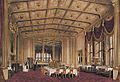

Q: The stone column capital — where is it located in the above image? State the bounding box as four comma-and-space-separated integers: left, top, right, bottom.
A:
111, 0, 119, 7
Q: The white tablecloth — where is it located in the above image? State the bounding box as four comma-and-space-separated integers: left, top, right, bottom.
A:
44, 66, 78, 76
44, 67, 56, 75
66, 69, 70, 74
73, 69, 77, 76
107, 68, 113, 71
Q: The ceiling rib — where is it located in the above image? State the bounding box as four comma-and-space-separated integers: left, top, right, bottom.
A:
9, 0, 38, 4
44, 0, 49, 31
19, 23, 84, 29
9, 0, 112, 6
78, 0, 112, 6
16, 17, 91, 25
11, 8, 100, 18
26, 1, 33, 27
52, 0, 61, 23
21, 28, 78, 34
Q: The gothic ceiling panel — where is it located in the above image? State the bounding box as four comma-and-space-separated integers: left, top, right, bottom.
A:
17, 21, 31, 27
60, 25, 68, 30
45, 25, 58, 29
47, 10, 56, 17
70, 0, 89, 11
28, 0, 47, 9
32, 20, 45, 25
85, 3, 112, 15
13, 13, 30, 21
46, 19, 54, 24
31, 11, 46, 19
78, 13, 99, 23
72, 22, 89, 28
65, 11, 80, 19
11, 2, 27, 12
59, 0, 71, 8
55, 9, 66, 17
49, 0, 58, 8
53, 19, 61, 24
60, 20, 73, 25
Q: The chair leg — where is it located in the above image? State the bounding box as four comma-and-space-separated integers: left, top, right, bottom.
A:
63, 74, 65, 78
71, 74, 73, 78
53, 74, 56, 77
65, 74, 66, 78
57, 74, 58, 78
61, 74, 63, 78
70, 74, 72, 78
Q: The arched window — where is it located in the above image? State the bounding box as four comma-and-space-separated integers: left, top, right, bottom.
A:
87, 43, 93, 64
78, 50, 83, 64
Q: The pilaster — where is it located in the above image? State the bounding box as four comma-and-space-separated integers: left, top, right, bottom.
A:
112, 0, 120, 67
42, 40, 44, 61
52, 45, 55, 60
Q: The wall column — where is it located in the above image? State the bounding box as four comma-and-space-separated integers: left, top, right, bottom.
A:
18, 36, 23, 64
17, 35, 20, 63
119, 0, 120, 66
21, 38, 24, 65
74, 37, 77, 67
66, 38, 69, 65
61, 40, 64, 62
71, 37, 74, 66
112, 0, 120, 80
52, 45, 55, 60
32, 39, 35, 60
13, 35, 16, 62
42, 40, 44, 62
2, 0, 8, 67
69, 38, 72, 66
105, 36, 109, 66
72, 37, 77, 67
0, 0, 4, 66
113, 0, 119, 67
71, 37, 76, 67
16, 35, 18, 63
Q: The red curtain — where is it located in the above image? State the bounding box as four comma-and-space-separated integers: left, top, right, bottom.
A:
94, 24, 103, 41
103, 17, 114, 35
86, 16, 114, 43
86, 31, 93, 43
85, 16, 114, 64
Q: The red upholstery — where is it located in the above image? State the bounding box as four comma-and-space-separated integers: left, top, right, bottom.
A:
55, 69, 60, 77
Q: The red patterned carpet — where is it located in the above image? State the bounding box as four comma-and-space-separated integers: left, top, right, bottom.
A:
7, 70, 117, 82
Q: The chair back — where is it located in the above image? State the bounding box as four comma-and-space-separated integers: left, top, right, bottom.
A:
70, 69, 73, 73
77, 68, 79, 71
63, 69, 66, 73
56, 69, 60, 73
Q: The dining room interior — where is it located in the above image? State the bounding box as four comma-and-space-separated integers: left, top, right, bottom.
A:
0, 0, 120, 82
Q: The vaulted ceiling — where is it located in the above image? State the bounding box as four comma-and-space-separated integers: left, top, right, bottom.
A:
8, 0, 113, 45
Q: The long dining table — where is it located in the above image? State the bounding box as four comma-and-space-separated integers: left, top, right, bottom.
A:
43, 66, 78, 76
